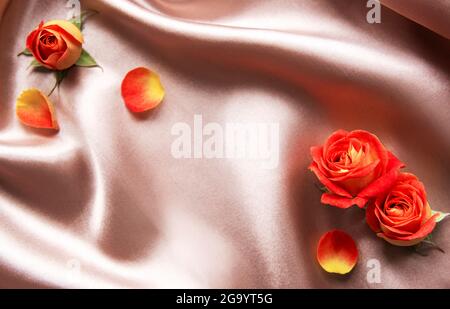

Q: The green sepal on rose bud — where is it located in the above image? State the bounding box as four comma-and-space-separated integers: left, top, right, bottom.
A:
431, 210, 450, 223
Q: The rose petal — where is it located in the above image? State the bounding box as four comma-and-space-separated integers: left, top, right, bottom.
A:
54, 31, 82, 70
397, 173, 427, 204
376, 213, 439, 246
43, 51, 64, 69
321, 193, 367, 209
43, 20, 84, 44
348, 130, 389, 171
389, 213, 438, 241
376, 233, 425, 247
26, 21, 43, 54
358, 152, 404, 199
16, 88, 58, 130
386, 151, 406, 174
37, 29, 66, 60
317, 229, 358, 275
310, 146, 324, 166
379, 220, 413, 237
121, 67, 165, 113
309, 162, 352, 198
329, 159, 379, 181
323, 130, 348, 155
366, 202, 381, 232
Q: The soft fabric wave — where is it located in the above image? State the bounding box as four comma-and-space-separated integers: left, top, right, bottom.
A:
0, 0, 449, 288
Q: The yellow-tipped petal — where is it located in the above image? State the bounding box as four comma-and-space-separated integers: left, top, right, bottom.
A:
121, 67, 165, 113
317, 229, 358, 275
43, 19, 84, 44
16, 88, 59, 130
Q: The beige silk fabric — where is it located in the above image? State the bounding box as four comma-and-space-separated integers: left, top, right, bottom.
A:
0, 0, 449, 288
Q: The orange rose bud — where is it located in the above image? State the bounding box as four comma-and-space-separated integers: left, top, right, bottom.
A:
366, 173, 439, 246
317, 229, 358, 275
16, 88, 59, 130
26, 20, 83, 70
309, 130, 405, 209
121, 67, 165, 113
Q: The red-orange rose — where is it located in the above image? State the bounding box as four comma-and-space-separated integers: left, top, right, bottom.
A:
366, 173, 438, 246
26, 20, 83, 70
309, 130, 404, 208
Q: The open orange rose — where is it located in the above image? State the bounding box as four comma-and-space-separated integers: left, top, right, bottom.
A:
366, 173, 438, 246
309, 130, 404, 208
26, 20, 83, 70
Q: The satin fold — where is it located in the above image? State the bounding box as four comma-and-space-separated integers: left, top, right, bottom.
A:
0, 0, 449, 288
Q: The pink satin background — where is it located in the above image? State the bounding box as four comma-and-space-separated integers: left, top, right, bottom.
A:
0, 0, 449, 288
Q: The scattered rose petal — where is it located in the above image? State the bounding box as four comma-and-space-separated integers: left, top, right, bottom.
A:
317, 229, 358, 275
121, 67, 165, 113
16, 88, 59, 130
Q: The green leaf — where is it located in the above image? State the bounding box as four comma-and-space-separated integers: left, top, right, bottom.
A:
28, 59, 43, 69
75, 49, 98, 67
70, 17, 81, 30
17, 48, 33, 57
69, 10, 99, 30
414, 236, 445, 255
431, 210, 450, 223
